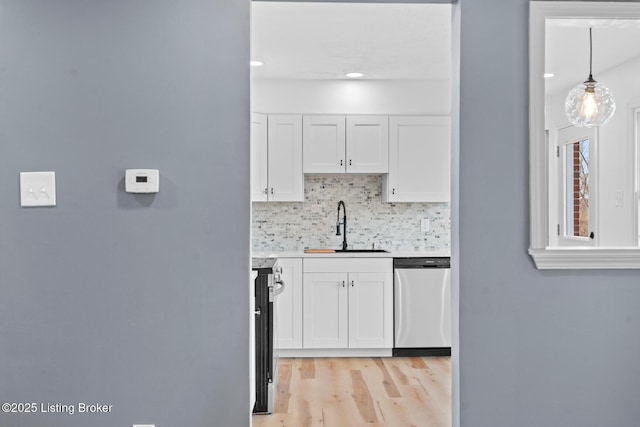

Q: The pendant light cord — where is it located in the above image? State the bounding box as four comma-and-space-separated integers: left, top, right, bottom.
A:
589, 27, 593, 79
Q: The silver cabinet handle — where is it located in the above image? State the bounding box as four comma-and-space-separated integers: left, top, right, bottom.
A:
270, 188, 274, 194
392, 188, 395, 195
264, 188, 268, 195
340, 159, 343, 166
349, 159, 352, 166
273, 280, 285, 296
341, 280, 345, 288
351, 280, 354, 287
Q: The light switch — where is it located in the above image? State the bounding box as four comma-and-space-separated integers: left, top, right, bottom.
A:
20, 171, 56, 207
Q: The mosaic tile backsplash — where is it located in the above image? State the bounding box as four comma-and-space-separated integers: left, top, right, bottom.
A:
252, 175, 450, 252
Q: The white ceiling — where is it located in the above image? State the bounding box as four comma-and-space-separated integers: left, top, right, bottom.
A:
250, 2, 451, 80
546, 19, 640, 95
251, 4, 640, 92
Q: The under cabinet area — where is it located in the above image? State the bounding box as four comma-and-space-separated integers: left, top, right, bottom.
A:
302, 258, 393, 351
251, 114, 304, 202
302, 115, 388, 174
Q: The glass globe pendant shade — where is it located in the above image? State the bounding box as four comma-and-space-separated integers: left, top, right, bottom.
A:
564, 76, 616, 127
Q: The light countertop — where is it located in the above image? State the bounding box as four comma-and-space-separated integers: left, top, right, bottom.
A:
252, 249, 450, 259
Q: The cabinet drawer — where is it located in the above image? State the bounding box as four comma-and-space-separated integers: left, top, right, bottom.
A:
304, 258, 392, 273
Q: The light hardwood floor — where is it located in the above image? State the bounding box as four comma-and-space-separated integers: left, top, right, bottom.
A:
252, 357, 451, 427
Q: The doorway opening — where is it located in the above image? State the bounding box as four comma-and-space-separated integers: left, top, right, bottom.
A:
250, 2, 456, 426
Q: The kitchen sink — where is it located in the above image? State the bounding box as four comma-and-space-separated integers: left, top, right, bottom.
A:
335, 249, 389, 253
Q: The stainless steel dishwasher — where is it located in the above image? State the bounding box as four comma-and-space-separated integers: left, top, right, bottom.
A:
393, 257, 451, 357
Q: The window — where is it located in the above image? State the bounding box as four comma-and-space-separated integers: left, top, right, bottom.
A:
529, 1, 640, 268
565, 139, 591, 238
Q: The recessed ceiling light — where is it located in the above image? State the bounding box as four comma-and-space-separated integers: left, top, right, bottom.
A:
544, 73, 555, 78
346, 72, 364, 78
250, 61, 264, 67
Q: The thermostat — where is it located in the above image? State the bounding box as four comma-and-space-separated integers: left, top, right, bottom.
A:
125, 169, 159, 193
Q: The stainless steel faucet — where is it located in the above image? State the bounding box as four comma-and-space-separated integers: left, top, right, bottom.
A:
336, 200, 347, 251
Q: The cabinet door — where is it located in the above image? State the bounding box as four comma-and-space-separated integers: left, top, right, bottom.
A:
348, 272, 393, 349
275, 258, 303, 349
346, 115, 389, 173
303, 272, 348, 349
250, 113, 268, 202
386, 116, 450, 202
303, 115, 346, 173
267, 115, 304, 201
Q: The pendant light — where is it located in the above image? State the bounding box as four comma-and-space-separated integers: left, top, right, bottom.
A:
564, 28, 616, 128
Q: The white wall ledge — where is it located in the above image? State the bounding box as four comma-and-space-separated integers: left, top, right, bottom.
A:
529, 247, 640, 269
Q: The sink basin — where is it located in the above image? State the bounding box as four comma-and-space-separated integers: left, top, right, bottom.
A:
335, 249, 389, 253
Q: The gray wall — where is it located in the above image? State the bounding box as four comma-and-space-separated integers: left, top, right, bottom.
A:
456, 1, 640, 426
0, 1, 250, 426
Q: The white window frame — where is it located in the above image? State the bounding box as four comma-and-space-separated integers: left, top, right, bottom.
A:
557, 126, 598, 247
529, 1, 640, 269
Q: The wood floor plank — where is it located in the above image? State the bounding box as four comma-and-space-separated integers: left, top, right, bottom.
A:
401, 383, 449, 426
252, 357, 451, 427
424, 357, 452, 386
274, 363, 292, 413
420, 357, 452, 414
388, 361, 410, 386
300, 358, 316, 379
350, 369, 379, 423
410, 357, 428, 369
373, 357, 402, 398
298, 359, 328, 426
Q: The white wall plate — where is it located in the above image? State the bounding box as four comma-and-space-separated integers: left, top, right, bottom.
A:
20, 171, 56, 207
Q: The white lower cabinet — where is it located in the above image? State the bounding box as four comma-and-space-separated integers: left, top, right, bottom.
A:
347, 272, 391, 348
275, 258, 303, 349
302, 258, 393, 350
302, 272, 349, 348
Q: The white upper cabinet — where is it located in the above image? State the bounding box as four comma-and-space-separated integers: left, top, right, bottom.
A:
303, 115, 346, 174
251, 114, 303, 202
268, 115, 304, 201
251, 113, 269, 202
346, 116, 389, 174
303, 115, 388, 174
384, 116, 450, 203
